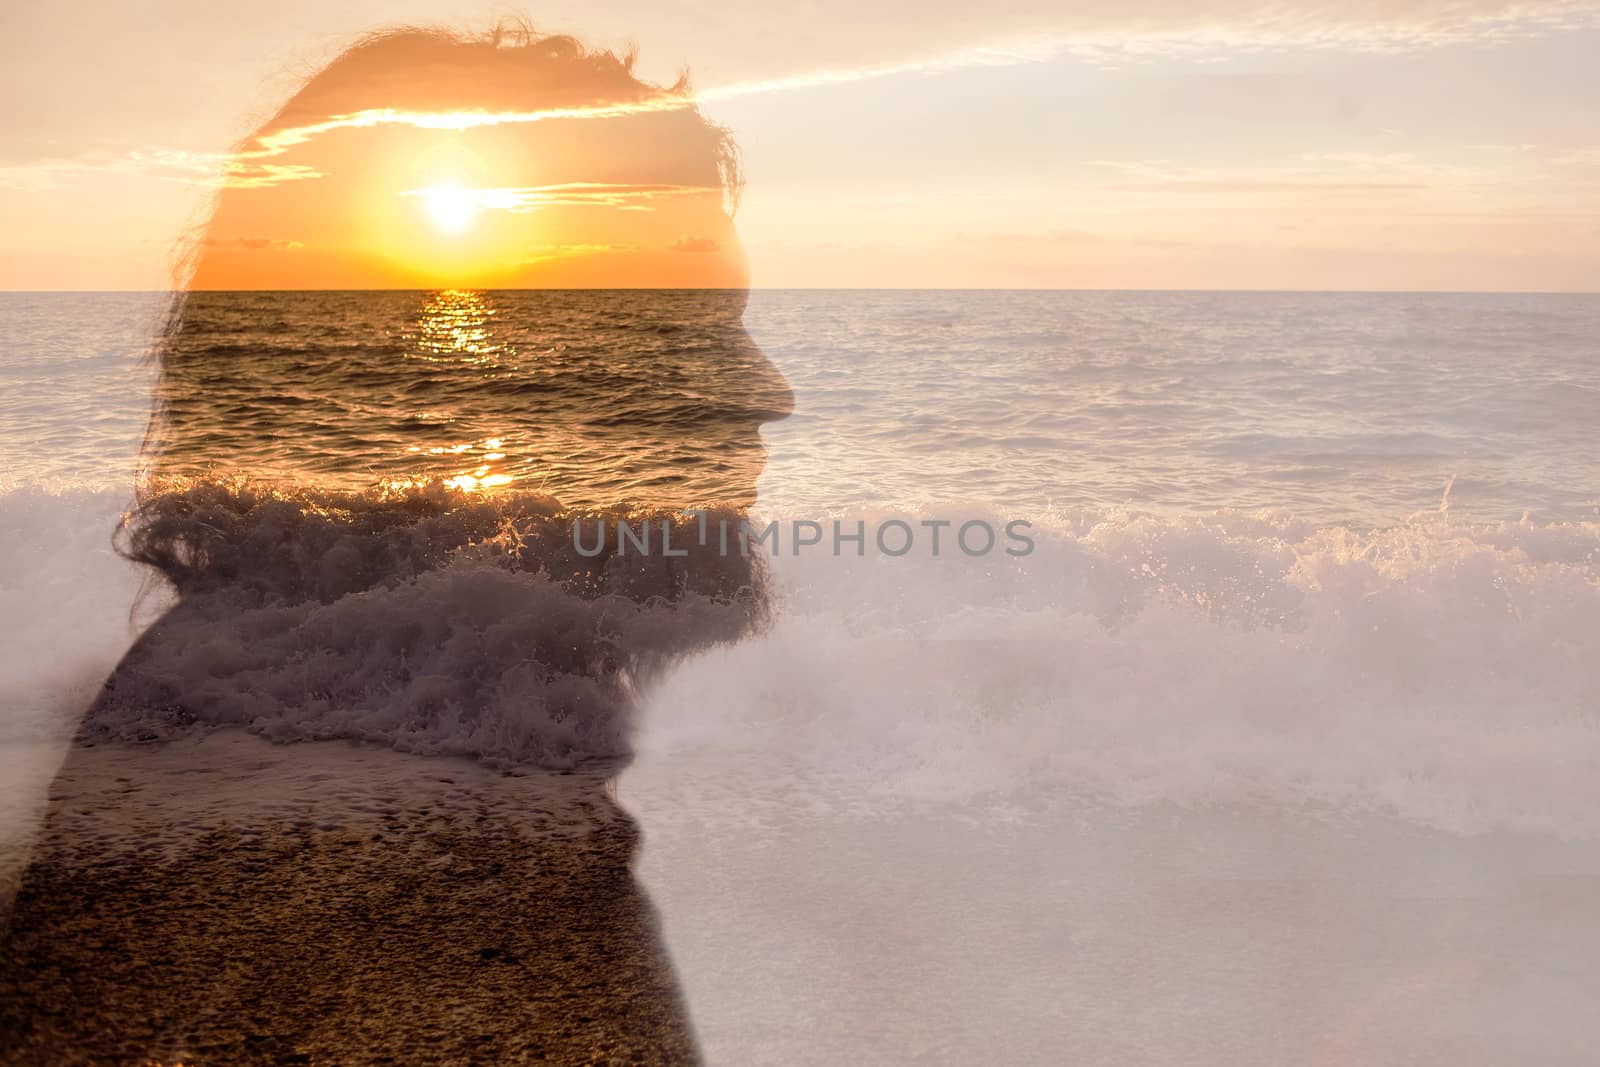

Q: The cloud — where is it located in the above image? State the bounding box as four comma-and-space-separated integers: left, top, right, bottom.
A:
668, 235, 721, 253
519, 242, 640, 264
1081, 153, 1493, 194
216, 160, 323, 189
200, 236, 305, 250
6, 1, 1599, 193
948, 228, 1099, 246
250, 99, 698, 156
0, 149, 320, 190
703, 0, 1600, 69
399, 183, 715, 213
222, 2, 1600, 159
1553, 147, 1600, 168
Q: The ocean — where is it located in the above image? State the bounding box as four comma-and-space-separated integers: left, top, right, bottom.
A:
4, 289, 1599, 520
2, 289, 1599, 1062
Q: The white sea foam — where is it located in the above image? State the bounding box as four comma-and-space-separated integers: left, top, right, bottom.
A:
640, 505, 1600, 837
3, 486, 1596, 837
0, 487, 152, 737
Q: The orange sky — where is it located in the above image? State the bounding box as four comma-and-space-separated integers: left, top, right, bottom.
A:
184, 31, 747, 289
3, 2, 1599, 291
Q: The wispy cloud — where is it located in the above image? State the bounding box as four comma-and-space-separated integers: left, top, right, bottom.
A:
251, 99, 698, 155
1082, 153, 1498, 194
668, 235, 723, 253
5, 1, 1599, 191
235, 3, 1600, 158
200, 236, 306, 250
0, 148, 321, 190
1552, 146, 1600, 168
519, 242, 641, 264
948, 228, 1100, 246
398, 182, 716, 213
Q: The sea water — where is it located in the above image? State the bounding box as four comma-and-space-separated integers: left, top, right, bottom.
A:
2, 289, 1598, 1063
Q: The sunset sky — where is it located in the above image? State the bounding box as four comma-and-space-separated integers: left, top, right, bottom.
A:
2, 0, 1599, 290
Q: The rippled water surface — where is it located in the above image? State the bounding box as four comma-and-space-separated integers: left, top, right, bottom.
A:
3, 289, 1597, 524
5, 290, 1600, 1066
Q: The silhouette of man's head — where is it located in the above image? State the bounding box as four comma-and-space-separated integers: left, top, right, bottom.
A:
106, 25, 792, 771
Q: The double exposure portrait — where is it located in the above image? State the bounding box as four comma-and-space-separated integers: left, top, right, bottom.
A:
2, 4, 1599, 1065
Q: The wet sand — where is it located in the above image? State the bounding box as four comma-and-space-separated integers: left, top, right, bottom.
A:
0, 731, 700, 1065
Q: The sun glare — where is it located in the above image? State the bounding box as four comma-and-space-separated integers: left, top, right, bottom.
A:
422, 185, 476, 233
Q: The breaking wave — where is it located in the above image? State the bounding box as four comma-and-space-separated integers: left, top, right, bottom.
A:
643, 505, 1600, 837
7, 483, 765, 770
3, 485, 1598, 833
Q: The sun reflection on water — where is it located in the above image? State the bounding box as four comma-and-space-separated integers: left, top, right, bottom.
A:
146, 290, 774, 510
409, 289, 508, 367
407, 290, 518, 491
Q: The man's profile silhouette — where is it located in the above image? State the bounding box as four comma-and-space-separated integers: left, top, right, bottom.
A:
0, 23, 790, 1065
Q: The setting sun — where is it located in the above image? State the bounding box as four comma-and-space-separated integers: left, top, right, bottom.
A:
421, 185, 475, 233
139, 31, 755, 289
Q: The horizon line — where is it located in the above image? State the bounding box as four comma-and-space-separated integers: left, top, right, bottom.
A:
3, 286, 1600, 296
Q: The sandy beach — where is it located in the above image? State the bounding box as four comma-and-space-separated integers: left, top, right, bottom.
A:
0, 730, 699, 1065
